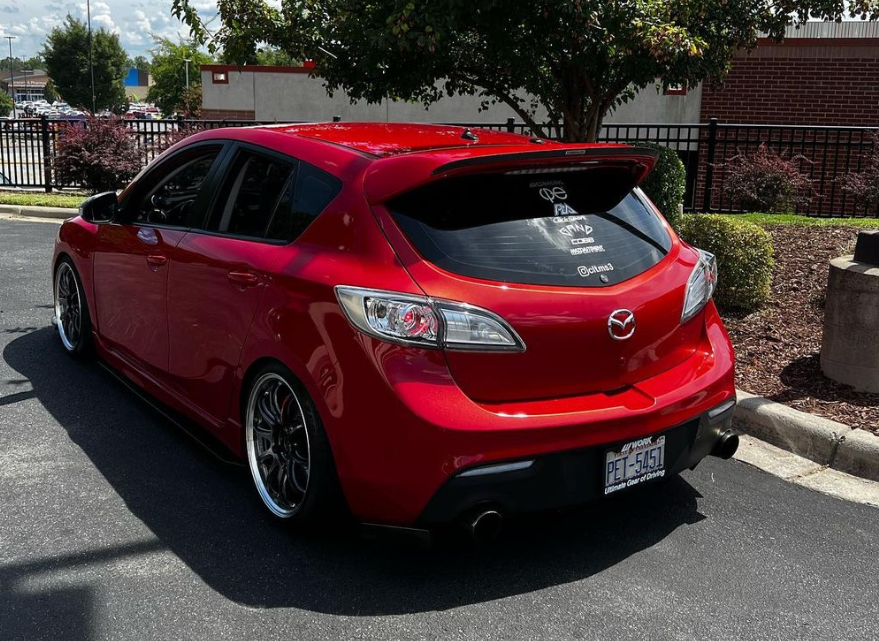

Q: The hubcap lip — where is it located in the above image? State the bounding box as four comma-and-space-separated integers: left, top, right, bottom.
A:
245, 372, 312, 518
54, 262, 81, 352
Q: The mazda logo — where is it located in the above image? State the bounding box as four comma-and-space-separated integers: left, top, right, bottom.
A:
538, 186, 567, 202
607, 309, 636, 341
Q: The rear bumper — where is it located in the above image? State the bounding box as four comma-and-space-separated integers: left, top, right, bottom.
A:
322, 302, 736, 526
417, 401, 735, 525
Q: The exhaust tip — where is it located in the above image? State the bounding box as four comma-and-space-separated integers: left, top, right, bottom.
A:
713, 430, 739, 460
469, 509, 503, 543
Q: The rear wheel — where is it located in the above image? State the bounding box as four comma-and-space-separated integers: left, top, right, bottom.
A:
54, 258, 92, 358
244, 364, 343, 524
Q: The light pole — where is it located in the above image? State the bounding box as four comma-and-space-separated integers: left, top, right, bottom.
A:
86, 0, 96, 113
183, 58, 191, 87
3, 36, 16, 118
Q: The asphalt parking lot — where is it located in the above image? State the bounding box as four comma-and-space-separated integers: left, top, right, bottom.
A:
1, 216, 878, 641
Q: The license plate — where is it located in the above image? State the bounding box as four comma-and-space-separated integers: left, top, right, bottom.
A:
603, 435, 666, 495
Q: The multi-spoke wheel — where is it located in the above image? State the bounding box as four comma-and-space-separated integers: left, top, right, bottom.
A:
54, 259, 91, 357
245, 365, 343, 523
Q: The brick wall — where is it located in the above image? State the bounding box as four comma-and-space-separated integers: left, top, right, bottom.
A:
200, 108, 256, 120
700, 40, 879, 125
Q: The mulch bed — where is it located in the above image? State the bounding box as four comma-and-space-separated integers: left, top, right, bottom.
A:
721, 225, 879, 435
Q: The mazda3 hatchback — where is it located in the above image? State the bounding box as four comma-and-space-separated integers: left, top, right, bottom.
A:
52, 123, 738, 535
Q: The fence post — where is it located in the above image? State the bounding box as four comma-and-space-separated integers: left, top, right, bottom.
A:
40, 115, 52, 193
702, 118, 718, 212
506, 117, 515, 133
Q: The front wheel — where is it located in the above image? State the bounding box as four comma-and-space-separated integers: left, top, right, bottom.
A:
54, 258, 92, 358
244, 364, 343, 524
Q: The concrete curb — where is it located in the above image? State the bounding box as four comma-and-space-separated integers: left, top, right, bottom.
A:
734, 389, 879, 482
0, 204, 78, 219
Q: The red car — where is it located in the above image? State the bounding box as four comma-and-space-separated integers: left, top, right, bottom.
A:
52, 123, 738, 539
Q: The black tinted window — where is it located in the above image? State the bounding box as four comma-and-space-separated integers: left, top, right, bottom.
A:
389, 172, 671, 288
133, 149, 220, 227
207, 150, 294, 238
266, 162, 342, 241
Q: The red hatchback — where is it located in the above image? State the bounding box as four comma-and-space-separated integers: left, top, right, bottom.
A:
52, 123, 738, 537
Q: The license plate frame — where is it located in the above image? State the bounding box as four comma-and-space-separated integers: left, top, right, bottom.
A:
603, 435, 666, 495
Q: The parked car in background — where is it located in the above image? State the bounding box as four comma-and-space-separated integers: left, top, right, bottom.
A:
50, 123, 738, 540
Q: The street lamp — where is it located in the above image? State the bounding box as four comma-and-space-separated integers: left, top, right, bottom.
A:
183, 58, 191, 87
86, 0, 96, 113
3, 35, 16, 118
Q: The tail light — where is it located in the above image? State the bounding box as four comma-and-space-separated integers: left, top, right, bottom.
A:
335, 286, 524, 351
681, 249, 717, 323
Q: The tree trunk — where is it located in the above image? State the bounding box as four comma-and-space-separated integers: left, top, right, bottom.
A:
562, 102, 605, 143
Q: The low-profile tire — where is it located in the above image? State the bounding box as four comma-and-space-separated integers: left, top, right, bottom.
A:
244, 363, 344, 526
53, 257, 92, 358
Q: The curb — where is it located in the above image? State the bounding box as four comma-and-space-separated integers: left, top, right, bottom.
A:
0, 204, 78, 219
734, 390, 879, 482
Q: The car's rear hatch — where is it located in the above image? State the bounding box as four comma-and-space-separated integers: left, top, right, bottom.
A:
369, 147, 703, 403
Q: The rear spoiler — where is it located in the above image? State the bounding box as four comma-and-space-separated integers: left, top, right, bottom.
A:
364, 146, 658, 205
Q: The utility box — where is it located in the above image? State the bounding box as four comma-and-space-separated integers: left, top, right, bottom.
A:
821, 230, 879, 393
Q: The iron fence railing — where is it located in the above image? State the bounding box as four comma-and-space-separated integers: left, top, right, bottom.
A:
0, 116, 876, 217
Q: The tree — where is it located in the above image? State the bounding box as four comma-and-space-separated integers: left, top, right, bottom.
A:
0, 92, 12, 117
146, 39, 212, 116
42, 15, 128, 111
172, 0, 878, 141
44, 78, 60, 103
0, 55, 44, 73
132, 55, 151, 72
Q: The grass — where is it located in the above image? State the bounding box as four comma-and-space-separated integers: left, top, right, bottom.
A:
703, 213, 879, 228
0, 192, 86, 209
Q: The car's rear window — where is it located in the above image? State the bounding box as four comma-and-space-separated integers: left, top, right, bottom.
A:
388, 172, 671, 287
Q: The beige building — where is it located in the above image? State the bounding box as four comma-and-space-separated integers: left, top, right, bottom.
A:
200, 64, 699, 125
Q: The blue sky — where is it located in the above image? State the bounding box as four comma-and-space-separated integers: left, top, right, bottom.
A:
0, 0, 219, 59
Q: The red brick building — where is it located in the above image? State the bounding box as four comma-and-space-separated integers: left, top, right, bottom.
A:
700, 22, 879, 126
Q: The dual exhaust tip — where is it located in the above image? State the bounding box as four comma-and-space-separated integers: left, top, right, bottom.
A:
465, 430, 738, 543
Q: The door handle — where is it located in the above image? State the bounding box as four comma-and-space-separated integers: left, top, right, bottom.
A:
146, 254, 168, 268
227, 271, 260, 287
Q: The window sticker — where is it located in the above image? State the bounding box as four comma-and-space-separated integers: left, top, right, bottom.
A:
578, 263, 614, 278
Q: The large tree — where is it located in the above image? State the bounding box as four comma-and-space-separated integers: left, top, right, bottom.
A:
42, 16, 128, 111
146, 39, 213, 116
173, 0, 878, 141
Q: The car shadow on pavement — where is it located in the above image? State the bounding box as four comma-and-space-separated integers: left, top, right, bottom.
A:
4, 327, 706, 616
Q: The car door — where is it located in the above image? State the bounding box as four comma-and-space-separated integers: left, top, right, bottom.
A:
165, 144, 307, 424
93, 143, 225, 373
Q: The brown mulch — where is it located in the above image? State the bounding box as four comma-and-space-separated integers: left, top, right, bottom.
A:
721, 225, 879, 435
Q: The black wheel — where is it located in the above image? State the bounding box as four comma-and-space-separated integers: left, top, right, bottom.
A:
244, 363, 344, 524
53, 258, 92, 358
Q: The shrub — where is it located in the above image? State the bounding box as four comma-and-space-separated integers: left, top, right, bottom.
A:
719, 144, 815, 214
54, 117, 143, 193
630, 141, 686, 229
840, 134, 879, 209
679, 214, 774, 312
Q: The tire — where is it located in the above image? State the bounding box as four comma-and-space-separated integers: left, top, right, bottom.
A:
53, 258, 92, 358
244, 362, 344, 525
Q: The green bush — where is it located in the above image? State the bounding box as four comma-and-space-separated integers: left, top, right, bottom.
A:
630, 141, 686, 230
679, 214, 774, 312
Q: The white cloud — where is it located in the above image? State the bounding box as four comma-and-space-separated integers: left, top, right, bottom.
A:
4, 0, 215, 58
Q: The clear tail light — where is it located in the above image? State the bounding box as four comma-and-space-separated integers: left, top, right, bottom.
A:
681, 249, 718, 323
335, 286, 524, 351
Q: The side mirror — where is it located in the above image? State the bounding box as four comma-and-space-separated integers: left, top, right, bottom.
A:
80, 191, 118, 224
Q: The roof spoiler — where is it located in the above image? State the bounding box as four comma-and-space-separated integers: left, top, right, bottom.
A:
364, 146, 659, 204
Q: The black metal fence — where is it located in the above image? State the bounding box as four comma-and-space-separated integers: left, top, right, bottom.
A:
1, 116, 877, 217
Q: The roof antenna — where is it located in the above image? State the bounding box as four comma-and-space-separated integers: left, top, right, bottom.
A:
461, 128, 479, 141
